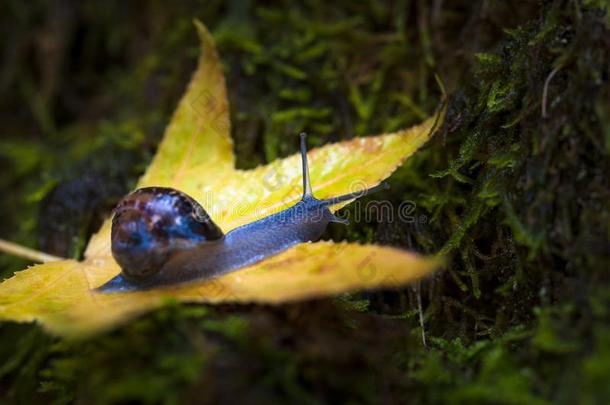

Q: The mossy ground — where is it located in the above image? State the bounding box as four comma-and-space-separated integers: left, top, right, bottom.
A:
0, 1, 608, 403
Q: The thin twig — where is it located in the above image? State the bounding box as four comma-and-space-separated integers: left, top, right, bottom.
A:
414, 281, 427, 348
0, 239, 64, 263
542, 67, 560, 118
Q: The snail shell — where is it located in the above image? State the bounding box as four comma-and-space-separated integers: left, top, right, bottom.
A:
111, 187, 223, 280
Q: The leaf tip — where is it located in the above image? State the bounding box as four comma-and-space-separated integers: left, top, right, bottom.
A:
192, 19, 215, 51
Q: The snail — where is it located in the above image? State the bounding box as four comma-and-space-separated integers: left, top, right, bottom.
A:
97, 133, 388, 293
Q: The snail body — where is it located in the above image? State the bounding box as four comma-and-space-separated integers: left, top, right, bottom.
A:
97, 134, 387, 293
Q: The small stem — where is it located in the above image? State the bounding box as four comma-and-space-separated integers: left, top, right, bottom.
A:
414, 281, 427, 348
0, 239, 64, 263
542, 67, 560, 118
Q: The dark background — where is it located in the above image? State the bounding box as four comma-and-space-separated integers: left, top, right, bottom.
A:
0, 0, 608, 403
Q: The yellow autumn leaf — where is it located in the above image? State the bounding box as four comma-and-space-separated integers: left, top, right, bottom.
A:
0, 21, 444, 337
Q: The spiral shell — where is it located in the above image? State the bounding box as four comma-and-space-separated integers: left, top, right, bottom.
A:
111, 187, 223, 280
